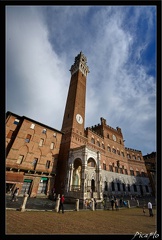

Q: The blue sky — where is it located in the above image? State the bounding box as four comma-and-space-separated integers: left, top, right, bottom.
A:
6, 5, 156, 155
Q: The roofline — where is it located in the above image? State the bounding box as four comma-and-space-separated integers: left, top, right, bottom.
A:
6, 111, 21, 119
6, 111, 64, 134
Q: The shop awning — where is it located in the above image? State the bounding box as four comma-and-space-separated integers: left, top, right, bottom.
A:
24, 179, 32, 182
41, 177, 48, 180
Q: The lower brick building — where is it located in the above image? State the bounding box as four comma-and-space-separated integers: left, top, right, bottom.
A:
6, 112, 62, 198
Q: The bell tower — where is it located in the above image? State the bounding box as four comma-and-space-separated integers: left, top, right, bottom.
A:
61, 52, 89, 134
55, 52, 89, 194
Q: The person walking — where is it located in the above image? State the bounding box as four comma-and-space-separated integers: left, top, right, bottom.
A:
84, 199, 87, 209
148, 200, 153, 217
94, 198, 97, 210
89, 201, 92, 209
114, 198, 119, 211
120, 198, 123, 207
11, 187, 19, 202
84, 199, 88, 209
111, 198, 115, 210
58, 194, 65, 213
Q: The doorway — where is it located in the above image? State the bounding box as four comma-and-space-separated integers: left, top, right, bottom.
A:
37, 178, 48, 194
91, 179, 95, 193
139, 185, 143, 196
21, 179, 33, 195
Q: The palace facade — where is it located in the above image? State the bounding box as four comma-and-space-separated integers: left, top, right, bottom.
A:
6, 52, 153, 201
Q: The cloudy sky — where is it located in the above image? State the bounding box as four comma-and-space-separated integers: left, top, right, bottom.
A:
6, 5, 156, 156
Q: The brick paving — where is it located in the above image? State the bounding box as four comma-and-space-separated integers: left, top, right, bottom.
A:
6, 207, 157, 235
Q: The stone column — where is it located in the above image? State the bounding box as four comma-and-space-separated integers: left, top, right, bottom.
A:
82, 149, 88, 197
91, 199, 95, 211
75, 199, 79, 211
20, 193, 29, 212
67, 163, 73, 192
55, 194, 60, 212
81, 164, 87, 192
96, 151, 102, 199
127, 200, 130, 208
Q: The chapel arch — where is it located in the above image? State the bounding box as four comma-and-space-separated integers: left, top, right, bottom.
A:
87, 157, 96, 168
73, 158, 82, 168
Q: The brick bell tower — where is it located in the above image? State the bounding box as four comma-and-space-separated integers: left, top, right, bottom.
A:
55, 52, 89, 194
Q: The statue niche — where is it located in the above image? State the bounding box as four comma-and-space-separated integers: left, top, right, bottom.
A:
72, 166, 81, 190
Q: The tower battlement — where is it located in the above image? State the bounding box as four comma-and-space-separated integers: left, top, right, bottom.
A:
70, 51, 90, 77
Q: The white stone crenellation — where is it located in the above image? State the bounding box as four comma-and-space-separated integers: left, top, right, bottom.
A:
70, 51, 90, 77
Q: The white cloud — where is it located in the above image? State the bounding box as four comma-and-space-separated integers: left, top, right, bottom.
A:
6, 6, 69, 129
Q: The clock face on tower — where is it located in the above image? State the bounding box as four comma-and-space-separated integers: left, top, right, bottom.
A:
76, 114, 83, 124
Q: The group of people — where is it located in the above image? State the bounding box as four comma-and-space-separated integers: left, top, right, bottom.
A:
119, 198, 127, 207
103, 196, 127, 210
58, 195, 98, 213
84, 198, 97, 210
110, 197, 119, 211
110, 196, 154, 216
